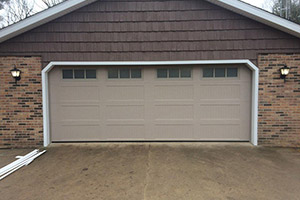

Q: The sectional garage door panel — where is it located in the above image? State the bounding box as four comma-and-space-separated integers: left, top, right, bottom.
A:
49, 65, 251, 141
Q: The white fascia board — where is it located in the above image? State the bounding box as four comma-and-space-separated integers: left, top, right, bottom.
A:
42, 60, 258, 71
0, 0, 97, 43
42, 60, 259, 147
208, 0, 300, 38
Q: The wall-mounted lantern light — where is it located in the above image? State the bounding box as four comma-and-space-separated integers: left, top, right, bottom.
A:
280, 65, 290, 83
10, 66, 21, 84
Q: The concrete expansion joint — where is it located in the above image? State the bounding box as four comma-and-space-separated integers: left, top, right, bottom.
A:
143, 144, 151, 200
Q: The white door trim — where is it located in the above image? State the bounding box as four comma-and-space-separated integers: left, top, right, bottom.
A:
42, 60, 259, 146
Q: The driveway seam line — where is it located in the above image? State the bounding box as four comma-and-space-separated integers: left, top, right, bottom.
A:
143, 144, 151, 200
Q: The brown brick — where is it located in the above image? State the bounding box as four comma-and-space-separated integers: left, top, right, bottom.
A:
258, 53, 300, 147
0, 56, 43, 148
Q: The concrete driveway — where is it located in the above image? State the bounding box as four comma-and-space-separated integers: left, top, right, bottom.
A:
0, 143, 300, 200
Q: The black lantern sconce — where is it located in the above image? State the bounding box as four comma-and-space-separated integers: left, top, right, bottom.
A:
280, 65, 290, 83
10, 65, 21, 84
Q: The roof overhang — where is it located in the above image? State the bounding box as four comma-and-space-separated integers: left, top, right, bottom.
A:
209, 0, 300, 38
0, 0, 97, 43
0, 0, 299, 43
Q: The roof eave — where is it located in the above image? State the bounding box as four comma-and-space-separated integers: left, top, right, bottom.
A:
209, 0, 300, 38
0, 0, 97, 43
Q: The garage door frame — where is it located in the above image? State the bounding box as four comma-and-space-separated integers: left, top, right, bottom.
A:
42, 60, 259, 147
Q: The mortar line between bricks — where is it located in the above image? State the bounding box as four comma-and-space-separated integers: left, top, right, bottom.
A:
143, 144, 151, 200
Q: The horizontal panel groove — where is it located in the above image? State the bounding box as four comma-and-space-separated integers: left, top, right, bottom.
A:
106, 85, 145, 87
154, 99, 194, 101
61, 124, 100, 126
155, 119, 193, 121
59, 100, 100, 103
60, 85, 99, 87
200, 104, 240, 107
154, 103, 194, 106
106, 124, 145, 126
199, 120, 240, 124
61, 120, 100, 126
154, 84, 194, 86
155, 123, 194, 125
60, 104, 100, 106
199, 100, 241, 103
105, 104, 144, 106
106, 120, 145, 124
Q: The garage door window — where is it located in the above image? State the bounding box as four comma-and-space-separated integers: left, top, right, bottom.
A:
203, 67, 238, 78
62, 69, 73, 79
74, 69, 85, 79
227, 68, 238, 77
108, 68, 142, 79
181, 68, 192, 78
86, 69, 97, 79
108, 69, 118, 78
215, 68, 225, 77
157, 69, 168, 78
62, 69, 96, 79
131, 69, 142, 78
120, 69, 130, 78
203, 68, 214, 77
169, 68, 180, 78
157, 68, 192, 78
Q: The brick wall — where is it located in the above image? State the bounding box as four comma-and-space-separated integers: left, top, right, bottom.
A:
0, 56, 43, 148
258, 53, 300, 147
0, 54, 299, 147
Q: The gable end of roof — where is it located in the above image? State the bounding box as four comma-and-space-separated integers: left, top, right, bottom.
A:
0, 0, 299, 44
208, 0, 300, 38
0, 0, 97, 43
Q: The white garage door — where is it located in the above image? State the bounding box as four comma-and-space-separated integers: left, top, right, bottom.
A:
49, 65, 251, 141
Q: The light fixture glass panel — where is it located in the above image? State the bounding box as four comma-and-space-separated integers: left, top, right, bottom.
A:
11, 70, 20, 77
281, 68, 289, 76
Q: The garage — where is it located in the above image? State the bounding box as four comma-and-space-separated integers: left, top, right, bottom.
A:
48, 64, 251, 142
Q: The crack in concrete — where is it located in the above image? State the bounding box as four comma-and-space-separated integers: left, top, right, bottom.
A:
143, 144, 151, 200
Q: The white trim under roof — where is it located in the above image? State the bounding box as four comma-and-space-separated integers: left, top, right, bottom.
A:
42, 60, 259, 147
0, 0, 300, 43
